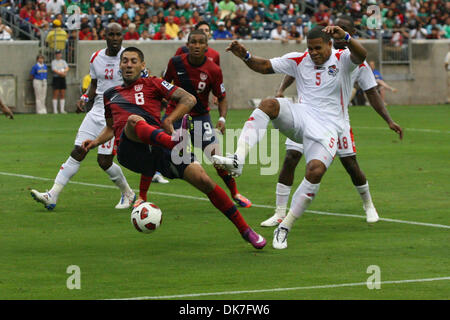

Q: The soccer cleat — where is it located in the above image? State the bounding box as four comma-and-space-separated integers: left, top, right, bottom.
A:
242, 228, 266, 249
233, 193, 252, 208
272, 226, 289, 249
364, 204, 379, 223
30, 189, 56, 210
260, 214, 284, 227
152, 173, 169, 184
115, 192, 136, 209
133, 198, 145, 208
212, 154, 243, 177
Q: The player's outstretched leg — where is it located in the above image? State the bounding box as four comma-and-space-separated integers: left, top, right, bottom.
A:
213, 99, 279, 177
183, 162, 266, 249
261, 149, 302, 227
215, 167, 252, 208
30, 147, 85, 210
340, 156, 379, 223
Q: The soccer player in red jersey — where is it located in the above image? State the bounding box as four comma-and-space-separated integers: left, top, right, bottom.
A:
82, 47, 266, 249
174, 22, 220, 66
135, 30, 252, 209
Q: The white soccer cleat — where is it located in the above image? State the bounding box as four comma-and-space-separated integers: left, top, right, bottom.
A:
152, 173, 169, 184
364, 204, 379, 223
212, 154, 243, 177
115, 192, 136, 209
272, 226, 289, 250
261, 214, 284, 227
30, 189, 56, 210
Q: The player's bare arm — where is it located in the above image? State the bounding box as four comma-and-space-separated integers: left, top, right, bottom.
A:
226, 41, 274, 74
365, 87, 403, 139
162, 87, 196, 134
216, 96, 228, 134
322, 26, 367, 65
0, 98, 14, 119
77, 79, 98, 112
276, 75, 295, 97
82, 117, 114, 151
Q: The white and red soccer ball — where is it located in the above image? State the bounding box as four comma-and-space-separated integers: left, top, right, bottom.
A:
131, 202, 162, 234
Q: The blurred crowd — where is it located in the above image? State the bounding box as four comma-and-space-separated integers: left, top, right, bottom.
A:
1, 0, 449, 42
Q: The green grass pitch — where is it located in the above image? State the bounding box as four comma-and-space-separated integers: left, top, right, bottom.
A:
0, 105, 448, 300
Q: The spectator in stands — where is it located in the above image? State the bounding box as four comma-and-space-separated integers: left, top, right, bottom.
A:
153, 24, 172, 40
218, 0, 236, 20
46, 19, 68, 51
426, 17, 445, 38
0, 18, 13, 40
409, 22, 428, 39
212, 21, 233, 40
124, 23, 140, 40
250, 13, 263, 33
0, 94, 13, 119
136, 5, 149, 22
444, 17, 450, 39
138, 16, 151, 35
286, 0, 301, 16
165, 15, 180, 39
294, 17, 305, 38
90, 0, 105, 16
314, 3, 331, 26
178, 16, 191, 35
176, 29, 188, 41
118, 12, 131, 29
246, 1, 264, 21
103, 0, 116, 16
19, 1, 34, 23
93, 16, 104, 34
148, 15, 161, 37
139, 29, 152, 41
78, 23, 93, 40
78, 0, 91, 14
265, 3, 281, 25
30, 54, 48, 114
189, 9, 201, 26
406, 0, 420, 16
206, 0, 220, 15
117, 1, 136, 20
51, 50, 69, 114
270, 22, 288, 44
287, 24, 302, 44
427, 26, 442, 39
234, 16, 251, 40
46, 0, 66, 16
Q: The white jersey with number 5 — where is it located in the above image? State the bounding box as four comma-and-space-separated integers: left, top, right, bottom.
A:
270, 48, 357, 132
89, 47, 125, 116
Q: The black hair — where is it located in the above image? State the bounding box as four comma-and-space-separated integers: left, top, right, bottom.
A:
121, 47, 144, 62
336, 15, 355, 28
307, 26, 331, 43
194, 21, 210, 30
188, 29, 208, 42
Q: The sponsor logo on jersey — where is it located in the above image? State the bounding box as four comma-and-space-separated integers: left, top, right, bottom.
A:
134, 84, 143, 92
161, 80, 174, 90
328, 64, 339, 77
200, 72, 208, 81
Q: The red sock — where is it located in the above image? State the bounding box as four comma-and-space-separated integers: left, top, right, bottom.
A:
216, 168, 238, 197
139, 175, 153, 201
207, 184, 249, 234
134, 120, 176, 149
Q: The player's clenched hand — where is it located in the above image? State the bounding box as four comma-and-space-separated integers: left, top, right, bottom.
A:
226, 41, 247, 60
275, 91, 284, 98
388, 121, 403, 140
322, 26, 346, 40
81, 139, 97, 152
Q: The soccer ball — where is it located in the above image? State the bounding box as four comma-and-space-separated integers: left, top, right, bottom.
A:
131, 202, 162, 234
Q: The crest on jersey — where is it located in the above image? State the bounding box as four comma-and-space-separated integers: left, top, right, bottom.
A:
200, 72, 208, 81
328, 65, 339, 77
134, 84, 143, 92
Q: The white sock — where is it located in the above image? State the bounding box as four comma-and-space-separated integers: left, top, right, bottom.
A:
235, 108, 270, 163
275, 182, 292, 217
280, 178, 320, 230
60, 99, 65, 112
52, 99, 58, 113
355, 181, 374, 208
105, 163, 133, 195
51, 156, 81, 200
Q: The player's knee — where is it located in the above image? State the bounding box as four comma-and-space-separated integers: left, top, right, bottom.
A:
284, 150, 302, 169
127, 114, 145, 128
97, 155, 113, 171
258, 98, 279, 119
305, 160, 326, 183
71, 146, 87, 161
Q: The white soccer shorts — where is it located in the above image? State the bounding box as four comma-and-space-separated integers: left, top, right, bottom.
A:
273, 98, 339, 168
74, 108, 115, 155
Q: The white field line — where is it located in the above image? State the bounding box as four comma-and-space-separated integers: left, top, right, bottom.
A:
352, 126, 450, 134
110, 276, 450, 300
2, 171, 449, 230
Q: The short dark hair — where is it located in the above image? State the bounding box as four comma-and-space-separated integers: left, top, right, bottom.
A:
188, 29, 208, 42
336, 15, 355, 31
121, 47, 144, 62
307, 26, 331, 43
195, 21, 210, 30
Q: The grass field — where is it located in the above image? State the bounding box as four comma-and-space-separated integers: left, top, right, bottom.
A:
0, 105, 449, 300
